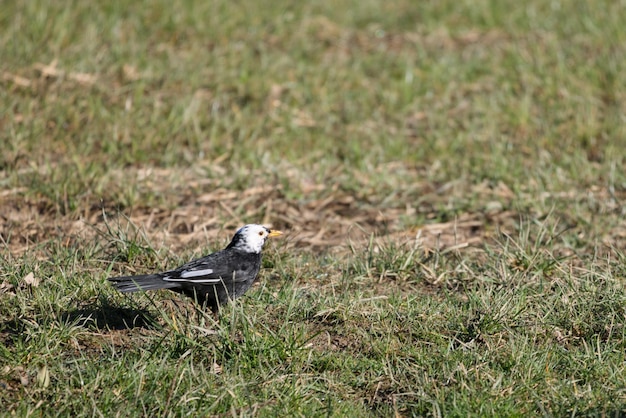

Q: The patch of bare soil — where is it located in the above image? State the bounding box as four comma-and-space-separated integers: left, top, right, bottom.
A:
4, 166, 624, 262
1, 168, 524, 261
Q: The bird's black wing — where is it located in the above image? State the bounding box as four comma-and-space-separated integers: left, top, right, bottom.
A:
161, 249, 257, 284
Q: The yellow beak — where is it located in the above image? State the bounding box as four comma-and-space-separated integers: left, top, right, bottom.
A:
268, 230, 283, 238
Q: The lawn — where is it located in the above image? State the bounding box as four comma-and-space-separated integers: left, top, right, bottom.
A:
2, 0, 626, 416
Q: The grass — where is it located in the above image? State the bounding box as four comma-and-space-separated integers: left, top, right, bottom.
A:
2, 0, 626, 415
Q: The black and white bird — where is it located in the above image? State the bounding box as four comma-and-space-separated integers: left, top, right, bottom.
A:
108, 224, 283, 312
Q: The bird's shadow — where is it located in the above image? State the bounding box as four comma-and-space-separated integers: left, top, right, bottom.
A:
62, 296, 159, 331
0, 297, 158, 349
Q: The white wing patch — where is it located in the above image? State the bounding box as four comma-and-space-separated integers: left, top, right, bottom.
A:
163, 278, 221, 284
179, 268, 214, 278
162, 268, 218, 283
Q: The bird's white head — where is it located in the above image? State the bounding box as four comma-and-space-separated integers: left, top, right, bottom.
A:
227, 224, 283, 253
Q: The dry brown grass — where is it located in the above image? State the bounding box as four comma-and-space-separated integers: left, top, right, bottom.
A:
4, 161, 626, 262
1, 165, 526, 257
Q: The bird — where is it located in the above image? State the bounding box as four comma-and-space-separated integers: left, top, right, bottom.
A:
108, 224, 283, 312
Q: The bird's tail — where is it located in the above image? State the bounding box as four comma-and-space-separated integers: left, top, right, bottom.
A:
108, 274, 180, 293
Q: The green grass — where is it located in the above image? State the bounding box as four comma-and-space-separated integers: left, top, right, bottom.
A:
2, 0, 626, 416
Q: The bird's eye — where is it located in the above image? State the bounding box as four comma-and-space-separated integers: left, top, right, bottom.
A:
258, 231, 264, 236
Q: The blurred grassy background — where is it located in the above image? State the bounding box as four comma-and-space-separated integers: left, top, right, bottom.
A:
4, 0, 625, 200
